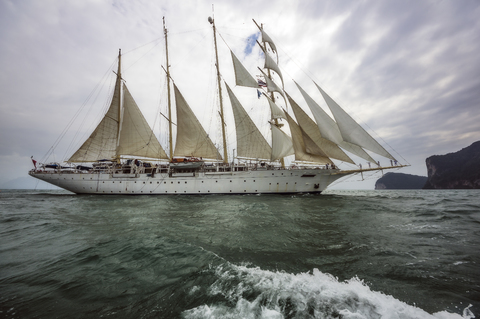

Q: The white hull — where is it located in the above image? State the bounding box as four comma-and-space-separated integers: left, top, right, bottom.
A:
29, 168, 349, 195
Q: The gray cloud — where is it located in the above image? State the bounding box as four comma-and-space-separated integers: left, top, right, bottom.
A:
1, 0, 479, 187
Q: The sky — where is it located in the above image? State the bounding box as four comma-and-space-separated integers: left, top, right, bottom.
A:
1, 0, 479, 190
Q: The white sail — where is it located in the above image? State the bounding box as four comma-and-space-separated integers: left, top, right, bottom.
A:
260, 29, 277, 54
264, 53, 284, 87
271, 124, 294, 161
173, 84, 222, 160
265, 94, 286, 120
230, 50, 259, 88
295, 82, 377, 164
68, 75, 122, 162
258, 68, 285, 102
225, 82, 271, 160
314, 82, 396, 161
286, 93, 354, 164
285, 112, 332, 164
117, 85, 169, 159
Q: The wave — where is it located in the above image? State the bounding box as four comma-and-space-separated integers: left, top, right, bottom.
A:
183, 264, 475, 319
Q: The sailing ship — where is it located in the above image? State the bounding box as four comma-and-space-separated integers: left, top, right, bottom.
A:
29, 18, 406, 194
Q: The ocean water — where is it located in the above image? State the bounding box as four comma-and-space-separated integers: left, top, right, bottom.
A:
0, 189, 478, 319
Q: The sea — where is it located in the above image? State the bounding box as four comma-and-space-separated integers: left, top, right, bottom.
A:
0, 189, 478, 319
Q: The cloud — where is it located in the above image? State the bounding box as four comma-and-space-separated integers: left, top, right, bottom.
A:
1, 0, 479, 187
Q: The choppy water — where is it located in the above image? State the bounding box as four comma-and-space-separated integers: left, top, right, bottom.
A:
0, 189, 478, 318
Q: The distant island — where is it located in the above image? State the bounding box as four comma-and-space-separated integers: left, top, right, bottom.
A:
375, 172, 427, 189
423, 141, 480, 189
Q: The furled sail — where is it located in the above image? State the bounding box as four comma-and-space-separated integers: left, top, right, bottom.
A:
173, 84, 222, 160
230, 50, 259, 88
271, 124, 294, 161
117, 85, 169, 159
225, 82, 271, 160
284, 112, 332, 164
286, 92, 354, 164
314, 82, 396, 161
68, 75, 122, 162
295, 82, 377, 164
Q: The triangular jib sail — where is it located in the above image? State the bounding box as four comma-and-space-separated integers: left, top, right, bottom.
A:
314, 82, 396, 161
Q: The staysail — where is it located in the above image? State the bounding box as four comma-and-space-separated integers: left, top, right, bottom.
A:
231, 50, 259, 88
117, 85, 169, 159
225, 82, 271, 160
68, 75, 121, 162
295, 82, 377, 164
285, 112, 332, 164
286, 92, 354, 164
314, 82, 396, 161
173, 84, 222, 160
68, 69, 168, 162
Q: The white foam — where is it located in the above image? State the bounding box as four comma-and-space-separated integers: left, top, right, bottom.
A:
183, 264, 475, 319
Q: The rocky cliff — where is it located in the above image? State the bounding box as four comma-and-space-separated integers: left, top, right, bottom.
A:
375, 172, 428, 189
423, 141, 480, 189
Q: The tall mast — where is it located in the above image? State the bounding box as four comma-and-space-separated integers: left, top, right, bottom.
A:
163, 17, 173, 160
115, 48, 122, 163
209, 16, 228, 164
253, 19, 285, 167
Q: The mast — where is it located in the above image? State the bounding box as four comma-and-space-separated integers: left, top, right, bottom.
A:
209, 16, 228, 164
253, 19, 285, 167
115, 48, 122, 163
163, 17, 173, 160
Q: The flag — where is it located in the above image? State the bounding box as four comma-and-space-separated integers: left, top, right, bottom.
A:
31, 156, 37, 169
257, 89, 261, 99
257, 79, 267, 87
